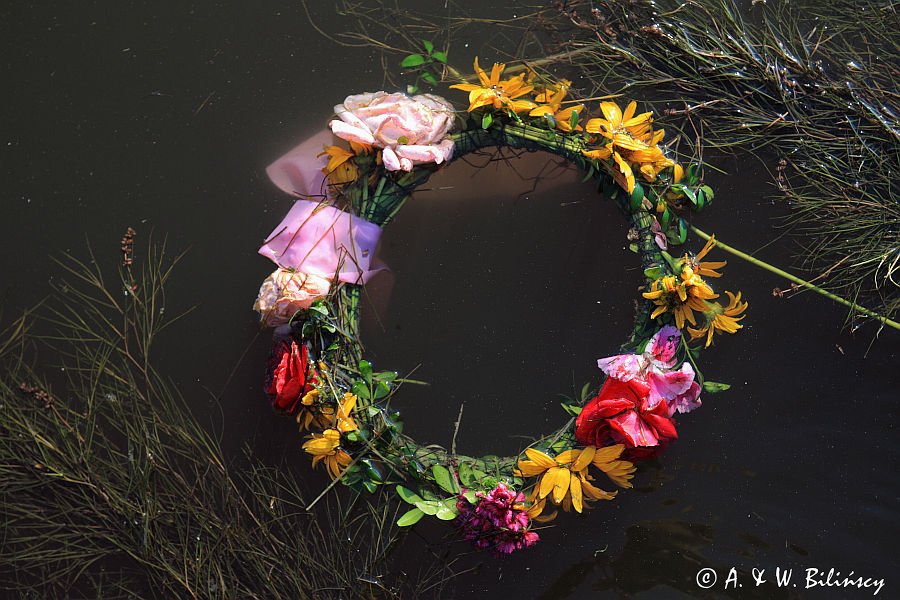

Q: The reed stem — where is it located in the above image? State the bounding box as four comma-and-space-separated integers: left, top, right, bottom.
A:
690, 226, 900, 331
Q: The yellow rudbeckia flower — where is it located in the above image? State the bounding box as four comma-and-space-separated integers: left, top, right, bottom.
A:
449, 58, 537, 114
528, 80, 585, 132
582, 100, 674, 193
687, 291, 749, 347
643, 267, 719, 329
515, 445, 633, 517
302, 428, 352, 479
320, 145, 358, 187
296, 389, 332, 432
684, 235, 728, 278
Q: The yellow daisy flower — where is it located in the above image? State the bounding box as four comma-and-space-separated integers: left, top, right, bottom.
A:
319, 145, 358, 187
515, 445, 633, 517
585, 100, 654, 146
684, 235, 728, 278
296, 389, 332, 432
582, 100, 674, 193
450, 58, 537, 113
688, 291, 749, 347
302, 428, 352, 479
643, 267, 719, 329
528, 80, 585, 132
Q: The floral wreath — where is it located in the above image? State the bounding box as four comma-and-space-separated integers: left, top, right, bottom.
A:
252, 58, 747, 555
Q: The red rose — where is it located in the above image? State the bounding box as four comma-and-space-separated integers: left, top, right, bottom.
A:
265, 340, 315, 413
575, 376, 677, 457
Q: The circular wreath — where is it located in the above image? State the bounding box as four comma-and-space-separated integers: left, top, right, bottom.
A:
253, 58, 747, 555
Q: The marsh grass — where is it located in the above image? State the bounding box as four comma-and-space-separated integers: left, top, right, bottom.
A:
327, 0, 899, 325
0, 241, 456, 599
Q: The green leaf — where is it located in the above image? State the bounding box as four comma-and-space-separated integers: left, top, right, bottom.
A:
680, 186, 697, 205
686, 163, 701, 185
699, 184, 714, 203
308, 302, 328, 317
400, 54, 427, 68
470, 469, 488, 482
463, 490, 478, 504
414, 500, 441, 515
695, 189, 706, 211
396, 485, 423, 505
580, 164, 595, 183
373, 380, 391, 400
660, 206, 671, 231
406, 84, 419, 95
421, 71, 438, 85
677, 218, 688, 244
432, 465, 459, 494
351, 380, 371, 400
363, 459, 383, 483
397, 507, 425, 527
702, 381, 731, 393
628, 242, 639, 253
644, 266, 663, 280
481, 112, 493, 130
629, 182, 645, 212
560, 402, 582, 417
458, 463, 474, 487
435, 506, 458, 521
431, 50, 448, 63
359, 360, 373, 384
580, 381, 592, 401
422, 40, 434, 54
374, 371, 398, 383
569, 109, 580, 130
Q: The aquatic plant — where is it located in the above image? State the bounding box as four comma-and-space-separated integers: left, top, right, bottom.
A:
0, 239, 456, 598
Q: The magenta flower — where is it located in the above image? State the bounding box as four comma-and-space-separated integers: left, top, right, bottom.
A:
455, 483, 539, 555
596, 326, 702, 416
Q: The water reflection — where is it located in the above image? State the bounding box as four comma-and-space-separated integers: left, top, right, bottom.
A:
539, 519, 801, 599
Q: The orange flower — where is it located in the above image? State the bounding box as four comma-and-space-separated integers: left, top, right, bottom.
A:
582, 100, 674, 193
450, 58, 536, 113
688, 291, 749, 347
529, 79, 585, 132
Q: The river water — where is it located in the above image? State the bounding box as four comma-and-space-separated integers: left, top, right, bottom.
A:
3, 1, 898, 598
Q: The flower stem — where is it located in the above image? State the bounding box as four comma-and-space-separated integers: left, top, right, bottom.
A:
690, 225, 900, 332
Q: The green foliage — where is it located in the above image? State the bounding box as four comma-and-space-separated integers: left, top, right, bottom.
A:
702, 381, 732, 393
400, 39, 447, 93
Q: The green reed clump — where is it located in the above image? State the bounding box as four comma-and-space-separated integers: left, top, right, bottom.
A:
0, 241, 455, 599
327, 0, 899, 326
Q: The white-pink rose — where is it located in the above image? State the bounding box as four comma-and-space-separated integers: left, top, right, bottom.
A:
328, 91, 455, 172
253, 268, 331, 327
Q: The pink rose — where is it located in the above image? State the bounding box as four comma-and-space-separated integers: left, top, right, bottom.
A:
596, 326, 702, 416
328, 91, 455, 172
253, 268, 331, 327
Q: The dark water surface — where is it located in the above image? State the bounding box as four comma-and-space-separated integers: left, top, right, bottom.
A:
3, 1, 898, 598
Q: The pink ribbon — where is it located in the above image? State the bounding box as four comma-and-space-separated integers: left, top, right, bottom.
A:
259, 200, 384, 284
261, 131, 385, 284
266, 129, 333, 199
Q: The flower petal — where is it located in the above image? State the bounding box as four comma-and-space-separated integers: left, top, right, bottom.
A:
552, 468, 571, 504
569, 475, 584, 513
572, 445, 596, 472
539, 468, 559, 499
525, 448, 557, 469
